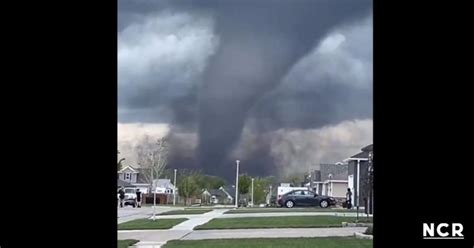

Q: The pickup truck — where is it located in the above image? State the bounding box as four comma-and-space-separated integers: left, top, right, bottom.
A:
118, 187, 137, 207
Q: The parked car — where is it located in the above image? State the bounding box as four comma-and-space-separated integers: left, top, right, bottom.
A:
117, 187, 137, 207
276, 185, 309, 206
277, 190, 336, 208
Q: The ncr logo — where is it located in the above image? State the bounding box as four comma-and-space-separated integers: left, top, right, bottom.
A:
423, 223, 464, 240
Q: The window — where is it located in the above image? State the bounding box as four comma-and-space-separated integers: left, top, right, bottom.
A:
304, 191, 315, 197
292, 191, 303, 196
125, 173, 131, 180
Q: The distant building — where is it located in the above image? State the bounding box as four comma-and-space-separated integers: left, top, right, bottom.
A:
202, 186, 234, 205
307, 163, 348, 198
117, 165, 177, 195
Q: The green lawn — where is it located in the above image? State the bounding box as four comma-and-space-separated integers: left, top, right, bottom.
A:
159, 209, 213, 215
118, 218, 188, 230
163, 237, 372, 248
118, 239, 139, 248
194, 216, 372, 230
225, 208, 358, 214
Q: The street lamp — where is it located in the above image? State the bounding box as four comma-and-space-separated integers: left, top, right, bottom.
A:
367, 152, 373, 217
251, 178, 254, 207
173, 169, 177, 206
235, 160, 240, 208
268, 185, 273, 206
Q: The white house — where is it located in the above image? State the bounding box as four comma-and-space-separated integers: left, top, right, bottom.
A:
152, 179, 177, 195
117, 165, 139, 183
307, 163, 348, 198
117, 165, 177, 195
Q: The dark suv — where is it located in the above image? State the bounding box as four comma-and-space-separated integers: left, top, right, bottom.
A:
277, 190, 336, 208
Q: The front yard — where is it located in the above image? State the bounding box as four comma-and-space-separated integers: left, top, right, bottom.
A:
118, 218, 188, 230
163, 237, 372, 248
194, 216, 372, 230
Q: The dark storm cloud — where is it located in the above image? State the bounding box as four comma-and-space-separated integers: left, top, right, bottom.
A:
194, 1, 372, 177
118, 0, 372, 179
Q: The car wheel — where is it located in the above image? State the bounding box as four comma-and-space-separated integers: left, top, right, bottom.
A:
285, 200, 295, 208
320, 200, 329, 208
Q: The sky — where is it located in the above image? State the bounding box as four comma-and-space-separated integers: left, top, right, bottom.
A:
118, 0, 373, 181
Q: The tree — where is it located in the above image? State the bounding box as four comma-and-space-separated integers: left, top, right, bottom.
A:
285, 173, 302, 187
252, 177, 272, 204
117, 158, 125, 172
197, 175, 226, 190
135, 136, 169, 193
238, 174, 252, 195
206, 175, 226, 189
177, 170, 202, 205
117, 150, 125, 171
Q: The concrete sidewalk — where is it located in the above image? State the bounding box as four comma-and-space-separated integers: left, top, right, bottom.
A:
182, 227, 367, 240
120, 209, 229, 248
170, 209, 228, 230
121, 227, 366, 247
119, 230, 190, 248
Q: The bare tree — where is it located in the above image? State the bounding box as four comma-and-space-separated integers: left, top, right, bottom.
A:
117, 150, 125, 172
135, 136, 169, 193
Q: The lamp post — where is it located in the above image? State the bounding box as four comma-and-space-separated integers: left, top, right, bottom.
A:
251, 178, 254, 207
173, 169, 177, 206
268, 185, 272, 206
151, 152, 156, 221
235, 160, 240, 208
367, 152, 373, 217
356, 159, 360, 221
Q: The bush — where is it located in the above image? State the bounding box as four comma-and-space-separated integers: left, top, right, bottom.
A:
364, 226, 373, 235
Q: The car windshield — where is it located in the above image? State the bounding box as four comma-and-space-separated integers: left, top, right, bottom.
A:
125, 189, 135, 193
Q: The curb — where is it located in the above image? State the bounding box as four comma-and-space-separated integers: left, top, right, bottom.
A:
354, 232, 373, 239
342, 222, 373, 227
130, 241, 166, 248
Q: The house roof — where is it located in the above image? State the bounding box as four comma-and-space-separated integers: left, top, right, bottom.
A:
221, 186, 235, 199
155, 179, 174, 189
208, 189, 226, 197
320, 163, 348, 181
118, 165, 139, 174
118, 179, 135, 187
361, 144, 373, 152
350, 151, 369, 159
